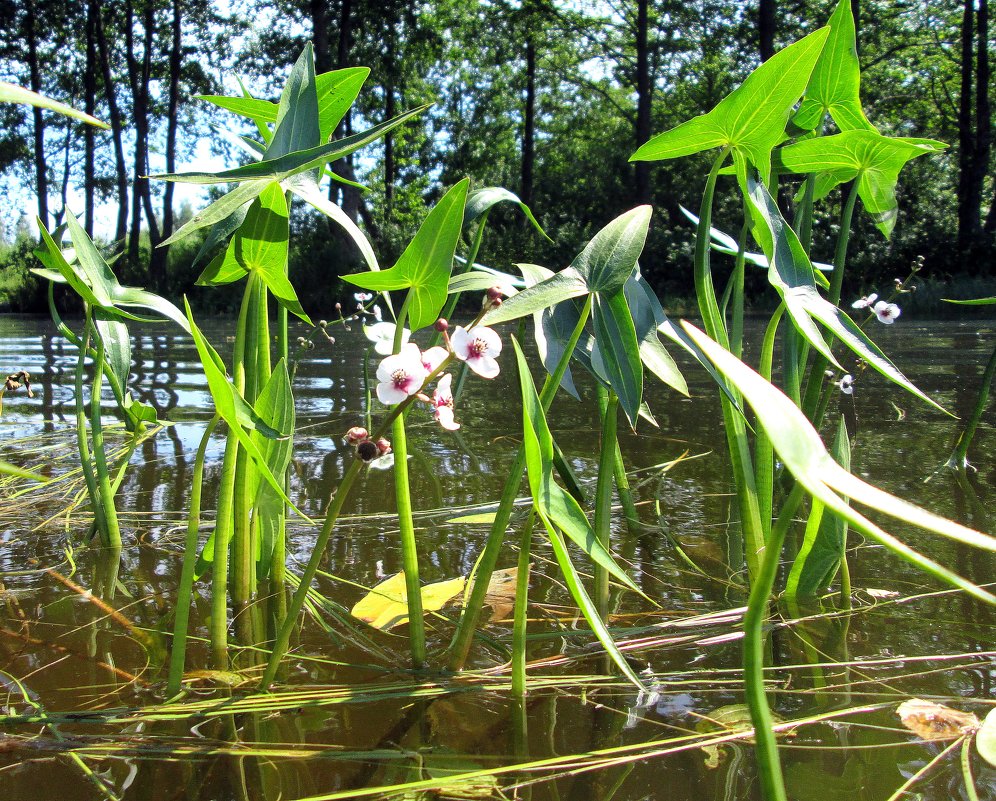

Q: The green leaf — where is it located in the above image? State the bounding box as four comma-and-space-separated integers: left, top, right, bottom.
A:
632, 27, 829, 181
344, 179, 469, 330
792, 0, 875, 133
465, 187, 551, 242
513, 339, 639, 592
682, 321, 996, 605
236, 183, 309, 323
625, 272, 688, 396
944, 296, 996, 305
93, 312, 131, 395
160, 179, 270, 247
316, 68, 369, 142
252, 360, 295, 578
447, 269, 522, 295
184, 300, 310, 523
445, 511, 498, 525
591, 289, 643, 427
265, 44, 321, 161
0, 81, 108, 128
978, 708, 996, 767
154, 106, 427, 185
196, 239, 247, 286
483, 267, 588, 326
745, 175, 943, 412
786, 417, 851, 597
775, 130, 946, 237
197, 94, 276, 124
517, 263, 582, 399
0, 461, 45, 482
572, 206, 652, 293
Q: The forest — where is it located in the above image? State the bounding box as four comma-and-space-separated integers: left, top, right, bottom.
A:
0, 0, 993, 313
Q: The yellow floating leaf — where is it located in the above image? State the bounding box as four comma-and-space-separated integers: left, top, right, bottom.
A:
350, 572, 466, 630
897, 698, 980, 741
445, 511, 498, 525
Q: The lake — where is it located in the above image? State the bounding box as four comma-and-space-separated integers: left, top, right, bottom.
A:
0, 314, 993, 801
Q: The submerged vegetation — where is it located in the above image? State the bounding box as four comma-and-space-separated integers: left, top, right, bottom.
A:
1, 3, 995, 800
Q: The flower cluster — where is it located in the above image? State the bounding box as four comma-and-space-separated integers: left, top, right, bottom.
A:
851, 292, 901, 324
361, 297, 506, 434
343, 426, 392, 463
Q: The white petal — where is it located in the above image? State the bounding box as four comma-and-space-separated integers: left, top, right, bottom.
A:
435, 405, 460, 431
468, 354, 500, 379
377, 382, 409, 405
469, 325, 502, 356
435, 373, 453, 399
422, 346, 448, 373
450, 326, 472, 360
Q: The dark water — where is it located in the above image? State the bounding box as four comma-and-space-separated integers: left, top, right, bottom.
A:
0, 314, 994, 801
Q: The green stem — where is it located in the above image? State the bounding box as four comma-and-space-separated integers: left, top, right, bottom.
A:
447, 295, 594, 672
802, 182, 859, 424
431, 210, 490, 348
594, 386, 618, 619
730, 222, 748, 358
696, 149, 766, 579
612, 442, 641, 537
211, 432, 240, 669
757, 304, 785, 532
73, 313, 106, 542
948, 342, 996, 470
744, 483, 804, 801
168, 414, 220, 697
511, 509, 535, 698
89, 320, 122, 549
795, 173, 816, 253
393, 410, 426, 668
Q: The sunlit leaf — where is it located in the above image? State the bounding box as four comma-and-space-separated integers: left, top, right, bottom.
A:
775, 130, 946, 237
350, 572, 466, 630
265, 44, 320, 160
572, 206, 652, 293
288, 176, 380, 273
465, 186, 551, 241
0, 81, 108, 128
445, 511, 498, 525
344, 179, 469, 330
745, 175, 942, 412
514, 338, 639, 592
591, 288, 643, 426
632, 28, 829, 183
792, 0, 875, 133
682, 321, 996, 605
977, 708, 996, 767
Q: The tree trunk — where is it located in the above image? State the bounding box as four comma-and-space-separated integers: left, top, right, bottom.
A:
331, 0, 359, 221
127, 0, 160, 270
94, 3, 129, 244
975, 0, 991, 243
25, 0, 49, 230
152, 0, 183, 293
957, 0, 979, 254
84, 0, 97, 236
634, 0, 651, 205
758, 0, 776, 62
521, 36, 536, 209
384, 22, 396, 212
311, 0, 332, 73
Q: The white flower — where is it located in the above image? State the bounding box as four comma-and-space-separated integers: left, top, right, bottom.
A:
837, 374, 854, 395
431, 373, 460, 431
420, 345, 448, 374
353, 292, 374, 303
451, 325, 502, 379
364, 322, 410, 355
873, 300, 901, 324
372, 305, 383, 322
375, 343, 428, 405
851, 293, 878, 309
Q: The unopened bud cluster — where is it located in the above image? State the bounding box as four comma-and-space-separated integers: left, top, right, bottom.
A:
343, 426, 391, 462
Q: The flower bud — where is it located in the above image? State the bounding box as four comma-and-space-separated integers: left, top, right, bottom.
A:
344, 426, 369, 445
375, 437, 392, 455
357, 440, 379, 462
434, 318, 449, 332
487, 286, 505, 302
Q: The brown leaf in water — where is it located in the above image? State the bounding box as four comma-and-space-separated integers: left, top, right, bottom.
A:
897, 698, 980, 741
484, 565, 523, 623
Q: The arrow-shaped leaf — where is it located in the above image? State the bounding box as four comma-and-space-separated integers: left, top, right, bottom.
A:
344, 179, 469, 330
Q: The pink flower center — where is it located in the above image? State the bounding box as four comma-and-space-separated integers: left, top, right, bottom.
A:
469, 337, 489, 356
392, 368, 410, 389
